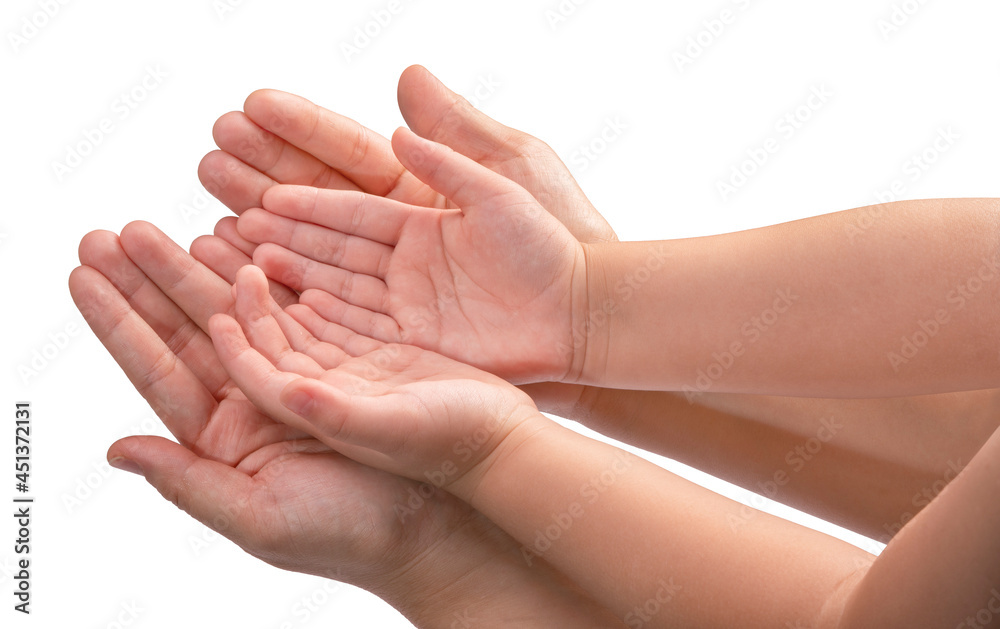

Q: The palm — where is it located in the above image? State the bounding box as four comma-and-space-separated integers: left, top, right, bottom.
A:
70, 225, 475, 589
189, 402, 443, 581
210, 269, 539, 490
381, 201, 582, 382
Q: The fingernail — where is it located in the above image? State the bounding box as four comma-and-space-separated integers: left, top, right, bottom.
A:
109, 457, 144, 476
282, 389, 313, 416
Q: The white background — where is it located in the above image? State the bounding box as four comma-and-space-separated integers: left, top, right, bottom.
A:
2, 0, 998, 626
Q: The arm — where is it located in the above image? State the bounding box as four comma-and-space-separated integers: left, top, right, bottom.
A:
579, 198, 1000, 396
527, 382, 999, 542
211, 267, 1000, 627
71, 224, 623, 628
210, 267, 871, 628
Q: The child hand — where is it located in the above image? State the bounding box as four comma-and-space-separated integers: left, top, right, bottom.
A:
237, 127, 590, 384
210, 264, 548, 495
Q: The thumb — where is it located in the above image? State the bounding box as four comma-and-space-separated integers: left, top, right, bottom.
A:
391, 126, 531, 216
108, 436, 256, 544
397, 65, 512, 162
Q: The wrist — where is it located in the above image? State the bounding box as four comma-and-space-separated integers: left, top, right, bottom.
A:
445, 408, 553, 505
376, 506, 626, 628
565, 242, 614, 385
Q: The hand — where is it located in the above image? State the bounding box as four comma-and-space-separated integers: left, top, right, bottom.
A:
68, 222, 504, 597
210, 264, 548, 495
242, 128, 589, 383
198, 65, 617, 395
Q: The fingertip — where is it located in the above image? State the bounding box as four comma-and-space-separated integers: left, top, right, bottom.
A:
77, 229, 120, 266
235, 262, 268, 289
243, 88, 283, 114
211, 111, 246, 144
279, 378, 316, 417
207, 311, 237, 338
261, 183, 303, 209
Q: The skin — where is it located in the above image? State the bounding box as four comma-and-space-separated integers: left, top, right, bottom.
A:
204, 117, 1000, 626
211, 264, 872, 628
70, 223, 625, 628
90, 64, 991, 625
214, 66, 998, 543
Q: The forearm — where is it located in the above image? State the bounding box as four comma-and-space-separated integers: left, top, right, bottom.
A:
455, 415, 872, 628
837, 423, 1000, 627
376, 507, 625, 628
539, 384, 998, 541
579, 198, 1000, 396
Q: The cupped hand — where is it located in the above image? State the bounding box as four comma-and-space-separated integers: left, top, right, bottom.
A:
69, 223, 497, 593
197, 65, 617, 396
209, 264, 548, 496
241, 128, 588, 383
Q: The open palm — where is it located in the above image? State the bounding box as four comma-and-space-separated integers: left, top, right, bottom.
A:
207, 265, 542, 490
69, 223, 483, 590
242, 128, 588, 383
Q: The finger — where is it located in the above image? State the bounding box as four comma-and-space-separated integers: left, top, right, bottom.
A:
214, 216, 257, 258
119, 221, 234, 331
278, 376, 416, 458
190, 234, 299, 309
107, 435, 259, 550
298, 289, 401, 345
391, 126, 532, 216
237, 207, 393, 279
252, 243, 390, 314
232, 266, 325, 378
397, 66, 618, 244
285, 303, 383, 357
211, 313, 411, 457
78, 230, 230, 399
212, 110, 361, 192
70, 266, 216, 446
261, 184, 418, 247
198, 149, 276, 216
243, 89, 406, 196
398, 64, 524, 166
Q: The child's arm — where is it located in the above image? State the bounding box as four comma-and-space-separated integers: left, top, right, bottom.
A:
579, 198, 1000, 396
213, 266, 1000, 627
524, 382, 998, 542
240, 129, 1000, 396
210, 266, 871, 627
